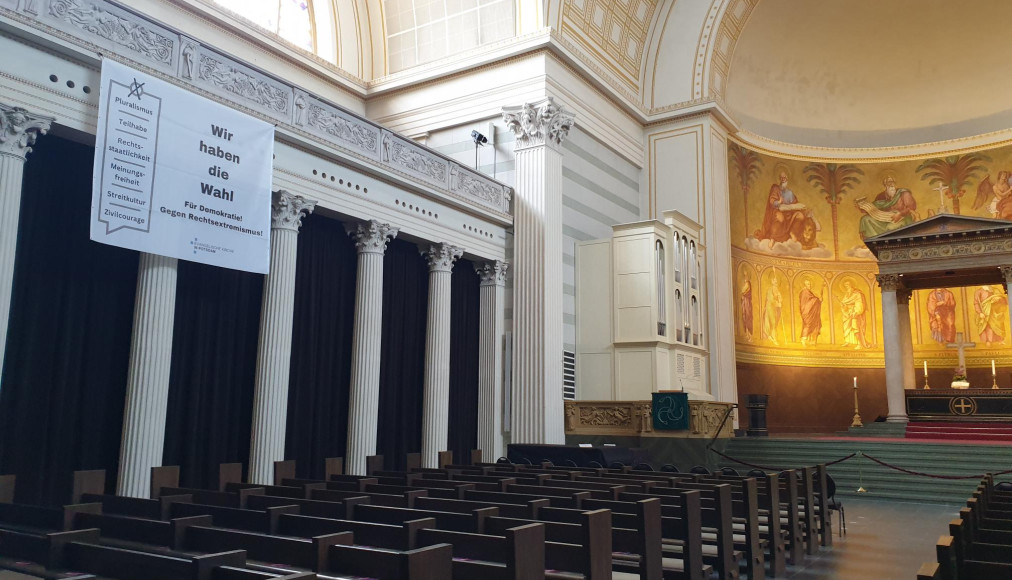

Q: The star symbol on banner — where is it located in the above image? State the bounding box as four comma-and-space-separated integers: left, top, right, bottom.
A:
127, 78, 146, 100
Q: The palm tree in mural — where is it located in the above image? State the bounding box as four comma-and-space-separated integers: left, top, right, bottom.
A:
728, 144, 763, 236
916, 153, 990, 215
803, 162, 864, 257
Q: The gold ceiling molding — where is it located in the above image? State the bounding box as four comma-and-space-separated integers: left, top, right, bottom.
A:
730, 129, 1012, 164
694, 0, 758, 101
558, 0, 657, 91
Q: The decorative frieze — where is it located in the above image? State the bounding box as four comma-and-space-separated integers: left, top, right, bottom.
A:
502, 97, 575, 150
46, 0, 176, 72
450, 165, 511, 214
382, 131, 448, 186
196, 51, 291, 121
299, 93, 380, 159
563, 400, 735, 438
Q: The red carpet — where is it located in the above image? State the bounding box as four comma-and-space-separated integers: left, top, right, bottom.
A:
905, 422, 1012, 442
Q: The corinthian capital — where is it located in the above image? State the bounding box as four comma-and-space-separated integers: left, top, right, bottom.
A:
502, 97, 575, 150
346, 220, 399, 254
1001, 266, 1012, 286
475, 260, 508, 286
875, 273, 903, 292
0, 104, 53, 159
422, 243, 463, 273
271, 190, 317, 232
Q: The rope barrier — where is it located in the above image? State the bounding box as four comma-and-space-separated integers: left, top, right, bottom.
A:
711, 446, 1012, 481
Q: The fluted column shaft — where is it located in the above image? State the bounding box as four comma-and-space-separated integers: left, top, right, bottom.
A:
0, 104, 52, 390
877, 275, 907, 423
345, 221, 398, 475
248, 191, 316, 484
421, 243, 462, 468
117, 253, 178, 497
897, 290, 915, 390
503, 98, 574, 444
476, 261, 508, 460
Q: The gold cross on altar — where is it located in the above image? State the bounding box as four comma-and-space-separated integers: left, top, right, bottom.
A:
950, 397, 976, 415
946, 332, 976, 372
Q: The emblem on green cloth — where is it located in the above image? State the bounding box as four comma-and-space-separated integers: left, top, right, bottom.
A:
652, 392, 689, 430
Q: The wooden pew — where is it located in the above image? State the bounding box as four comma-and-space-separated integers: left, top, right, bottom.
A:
160, 486, 265, 509
326, 542, 452, 580
0, 527, 100, 568
484, 509, 613, 580
61, 541, 246, 580
245, 492, 369, 520
79, 492, 193, 521
72, 511, 211, 550
278, 513, 437, 550
414, 496, 548, 519
170, 502, 300, 534
415, 522, 545, 580
351, 503, 498, 533
184, 525, 351, 572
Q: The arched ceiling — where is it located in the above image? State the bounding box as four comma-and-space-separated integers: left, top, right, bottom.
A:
725, 0, 1012, 148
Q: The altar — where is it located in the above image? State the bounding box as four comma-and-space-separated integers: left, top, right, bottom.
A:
906, 389, 1012, 421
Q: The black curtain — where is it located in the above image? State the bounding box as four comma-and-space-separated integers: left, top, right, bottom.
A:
285, 214, 357, 479
447, 262, 480, 464
376, 239, 428, 470
0, 136, 138, 505
162, 261, 262, 489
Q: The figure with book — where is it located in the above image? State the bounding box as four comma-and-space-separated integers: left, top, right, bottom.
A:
855, 175, 918, 239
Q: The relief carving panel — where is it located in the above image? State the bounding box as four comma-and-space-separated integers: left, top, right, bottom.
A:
46, 0, 176, 71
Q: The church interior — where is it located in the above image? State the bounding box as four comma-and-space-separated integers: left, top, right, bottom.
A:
1, 0, 1011, 578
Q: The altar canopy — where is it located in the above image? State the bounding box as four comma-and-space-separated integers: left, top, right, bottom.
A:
864, 214, 1012, 422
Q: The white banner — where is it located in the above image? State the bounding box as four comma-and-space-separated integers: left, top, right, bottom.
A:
91, 59, 275, 273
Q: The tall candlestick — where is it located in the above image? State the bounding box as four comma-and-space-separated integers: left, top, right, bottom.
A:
994, 360, 1000, 390
924, 361, 928, 377
993, 360, 997, 376
853, 377, 857, 389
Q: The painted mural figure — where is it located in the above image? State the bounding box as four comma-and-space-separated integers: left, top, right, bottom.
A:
974, 170, 1012, 220
855, 176, 918, 239
837, 280, 871, 349
762, 277, 784, 345
927, 288, 957, 344
740, 279, 754, 342
799, 278, 825, 346
974, 285, 1007, 345
754, 171, 819, 249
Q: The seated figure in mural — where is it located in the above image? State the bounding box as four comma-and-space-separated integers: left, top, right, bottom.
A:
974, 170, 1012, 220
754, 170, 819, 249
762, 276, 783, 345
799, 278, 825, 346
974, 285, 1007, 345
855, 176, 918, 239
837, 279, 871, 349
927, 288, 957, 344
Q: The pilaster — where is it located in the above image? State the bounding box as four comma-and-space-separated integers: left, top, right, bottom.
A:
0, 104, 52, 389
345, 220, 399, 475
420, 243, 463, 468
248, 190, 316, 485
475, 260, 508, 460
897, 289, 915, 390
502, 97, 574, 444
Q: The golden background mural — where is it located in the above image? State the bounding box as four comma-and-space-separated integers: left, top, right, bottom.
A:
729, 142, 1011, 369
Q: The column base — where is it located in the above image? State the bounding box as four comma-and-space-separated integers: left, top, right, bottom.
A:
885, 415, 909, 424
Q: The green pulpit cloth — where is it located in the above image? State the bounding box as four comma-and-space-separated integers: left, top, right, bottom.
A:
652, 392, 689, 430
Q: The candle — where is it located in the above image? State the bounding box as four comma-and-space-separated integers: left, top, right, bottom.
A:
853, 377, 857, 389
924, 361, 928, 376
994, 360, 997, 376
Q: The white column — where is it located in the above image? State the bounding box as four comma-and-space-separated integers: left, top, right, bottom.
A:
345, 220, 398, 476
248, 191, 316, 485
897, 289, 915, 390
420, 243, 463, 468
877, 274, 907, 423
0, 104, 52, 390
117, 253, 178, 497
475, 260, 508, 461
502, 98, 575, 444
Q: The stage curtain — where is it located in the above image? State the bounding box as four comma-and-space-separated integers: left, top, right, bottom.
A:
447, 261, 480, 464
376, 238, 429, 470
0, 136, 138, 505
162, 261, 262, 489
284, 214, 357, 479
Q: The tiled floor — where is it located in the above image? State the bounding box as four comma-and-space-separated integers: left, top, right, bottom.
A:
785, 498, 958, 579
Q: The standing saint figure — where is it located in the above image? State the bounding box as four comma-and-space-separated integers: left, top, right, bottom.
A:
799, 278, 825, 346
856, 176, 917, 239
762, 276, 783, 345
974, 285, 1007, 345
926, 288, 957, 344
837, 279, 870, 349
754, 170, 818, 249
740, 279, 754, 342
